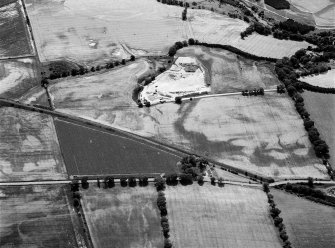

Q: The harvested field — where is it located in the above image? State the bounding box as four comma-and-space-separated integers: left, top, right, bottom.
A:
300, 69, 335, 88
0, 185, 79, 247
81, 185, 163, 248
272, 189, 335, 248
24, 59, 150, 107
0, 107, 67, 181
54, 118, 181, 176
165, 184, 282, 248
0, 58, 38, 99
303, 91, 335, 167
25, 0, 309, 65
177, 46, 280, 93
290, 0, 335, 27
0, 0, 33, 57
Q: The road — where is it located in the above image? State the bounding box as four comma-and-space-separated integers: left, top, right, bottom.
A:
270, 179, 335, 187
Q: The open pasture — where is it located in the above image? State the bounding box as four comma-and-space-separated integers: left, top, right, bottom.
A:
272, 189, 335, 248
165, 184, 282, 248
0, 185, 78, 247
54, 118, 181, 176
303, 91, 335, 167
300, 69, 335, 88
25, 0, 309, 65
0, 0, 33, 58
0, 107, 67, 181
81, 185, 163, 248
0, 58, 38, 99
177, 46, 280, 93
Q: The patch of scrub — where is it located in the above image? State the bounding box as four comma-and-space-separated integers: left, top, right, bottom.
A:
139, 56, 209, 104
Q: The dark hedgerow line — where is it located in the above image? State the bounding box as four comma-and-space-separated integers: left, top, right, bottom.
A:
263, 183, 292, 248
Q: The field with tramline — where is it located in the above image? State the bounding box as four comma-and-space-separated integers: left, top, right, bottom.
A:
0, 58, 38, 99
54, 118, 181, 176
165, 184, 282, 248
0, 0, 33, 58
0, 107, 67, 181
81, 185, 163, 248
0, 185, 80, 247
272, 189, 335, 248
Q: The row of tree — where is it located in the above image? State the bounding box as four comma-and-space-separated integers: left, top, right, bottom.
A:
278, 182, 335, 207
241, 87, 264, 96
263, 183, 292, 248
264, 0, 290, 10
46, 56, 135, 81
274, 54, 333, 177
155, 178, 173, 248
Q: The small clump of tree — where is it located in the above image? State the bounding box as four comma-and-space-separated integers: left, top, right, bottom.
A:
182, 7, 187, 21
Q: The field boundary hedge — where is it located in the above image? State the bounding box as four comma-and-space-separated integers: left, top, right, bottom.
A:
299, 81, 335, 94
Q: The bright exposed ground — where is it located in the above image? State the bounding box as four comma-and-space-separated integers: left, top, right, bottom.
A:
165, 184, 282, 248
272, 189, 335, 248
25, 0, 310, 64
81, 185, 163, 248
140, 56, 209, 104
0, 107, 67, 181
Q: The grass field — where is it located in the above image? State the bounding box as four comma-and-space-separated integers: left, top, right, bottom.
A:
301, 69, 335, 88
81, 185, 163, 248
25, 0, 309, 64
0, 185, 79, 247
0, 0, 33, 58
165, 184, 282, 248
272, 189, 335, 248
54, 118, 181, 176
177, 46, 280, 93
303, 91, 335, 167
0, 58, 38, 99
0, 107, 67, 181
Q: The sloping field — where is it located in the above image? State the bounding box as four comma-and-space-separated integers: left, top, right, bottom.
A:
303, 91, 335, 167
0, 107, 67, 181
290, 0, 335, 27
0, 0, 33, 57
272, 189, 335, 248
54, 118, 181, 176
0, 58, 38, 99
177, 46, 280, 93
24, 59, 150, 108
0, 185, 79, 247
300, 69, 335, 88
25, 0, 309, 64
81, 185, 163, 248
165, 184, 282, 248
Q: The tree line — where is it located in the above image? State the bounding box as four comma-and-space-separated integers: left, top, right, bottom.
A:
264, 0, 290, 10
263, 183, 292, 248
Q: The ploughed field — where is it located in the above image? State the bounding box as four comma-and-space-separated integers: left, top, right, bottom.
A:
0, 58, 38, 99
0, 107, 67, 181
165, 184, 282, 248
303, 91, 335, 167
80, 185, 163, 248
272, 189, 335, 248
24, 0, 310, 65
177, 46, 280, 93
54, 118, 181, 176
0, 0, 33, 57
0, 185, 79, 247
300, 69, 335, 88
